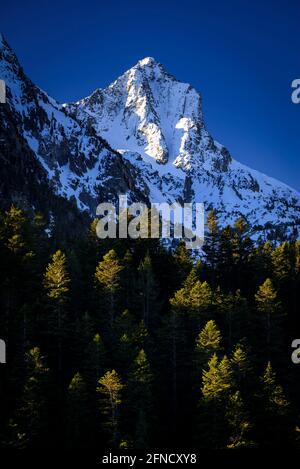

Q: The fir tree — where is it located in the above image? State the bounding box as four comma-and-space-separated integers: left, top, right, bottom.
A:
65, 372, 90, 448
115, 309, 136, 338
260, 362, 289, 416
6, 347, 50, 448
231, 342, 253, 395
126, 349, 153, 448
44, 250, 70, 372
138, 253, 159, 329
170, 277, 213, 330
173, 241, 193, 286
251, 241, 273, 288
272, 241, 294, 284
44, 250, 70, 302
157, 307, 186, 440
226, 391, 254, 448
195, 320, 222, 372
217, 289, 249, 348
122, 250, 136, 311
257, 362, 290, 446
255, 278, 280, 359
203, 210, 221, 286
133, 320, 151, 352
84, 333, 107, 389
97, 369, 123, 447
95, 249, 124, 327
200, 354, 234, 448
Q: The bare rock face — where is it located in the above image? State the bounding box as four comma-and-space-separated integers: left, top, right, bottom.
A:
1, 35, 299, 241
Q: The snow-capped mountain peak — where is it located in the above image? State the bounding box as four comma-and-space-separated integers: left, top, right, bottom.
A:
137, 56, 159, 68
1, 36, 299, 241
69, 56, 204, 169
65, 58, 299, 239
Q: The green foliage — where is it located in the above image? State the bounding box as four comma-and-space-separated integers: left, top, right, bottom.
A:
95, 249, 123, 294
125, 349, 153, 448
260, 362, 289, 416
256, 362, 290, 447
44, 250, 70, 302
65, 372, 90, 448
97, 369, 124, 447
202, 354, 233, 402
5, 347, 50, 448
255, 278, 279, 316
138, 253, 159, 328
231, 342, 252, 387
195, 320, 222, 372
84, 333, 107, 388
0, 205, 298, 450
196, 320, 222, 351
226, 391, 255, 448
95, 249, 124, 326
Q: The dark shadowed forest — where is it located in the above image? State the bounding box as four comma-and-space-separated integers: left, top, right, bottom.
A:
0, 206, 300, 449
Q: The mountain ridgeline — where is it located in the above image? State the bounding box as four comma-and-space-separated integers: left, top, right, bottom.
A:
0, 34, 299, 242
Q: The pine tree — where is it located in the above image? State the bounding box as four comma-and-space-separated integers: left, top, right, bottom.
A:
44, 250, 70, 372
133, 320, 150, 352
272, 241, 298, 327
217, 289, 249, 348
218, 225, 235, 290
0, 207, 36, 337
272, 241, 294, 284
232, 218, 253, 270
97, 370, 123, 447
200, 354, 234, 448
65, 372, 90, 448
95, 249, 124, 326
195, 320, 222, 372
251, 241, 273, 288
44, 250, 70, 302
157, 307, 186, 440
115, 333, 136, 375
114, 312, 147, 375
4, 206, 28, 256
231, 342, 252, 394
170, 277, 213, 330
115, 309, 136, 338
173, 241, 193, 286
188, 281, 213, 330
6, 347, 50, 448
255, 278, 280, 359
73, 311, 95, 369
203, 210, 221, 286
260, 362, 289, 416
126, 349, 153, 448
84, 333, 107, 389
226, 391, 254, 448
122, 250, 136, 311
257, 362, 290, 446
182, 267, 198, 290
138, 253, 159, 329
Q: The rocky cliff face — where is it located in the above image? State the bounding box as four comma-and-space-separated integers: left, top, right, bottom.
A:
0, 35, 299, 241
0, 34, 145, 223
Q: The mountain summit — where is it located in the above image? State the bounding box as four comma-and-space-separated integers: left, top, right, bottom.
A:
0, 39, 299, 240
69, 56, 203, 167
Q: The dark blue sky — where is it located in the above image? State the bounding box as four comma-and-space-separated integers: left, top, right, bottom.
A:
2, 0, 300, 190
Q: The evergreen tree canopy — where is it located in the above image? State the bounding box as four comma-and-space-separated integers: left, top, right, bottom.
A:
95, 249, 123, 294
44, 250, 70, 302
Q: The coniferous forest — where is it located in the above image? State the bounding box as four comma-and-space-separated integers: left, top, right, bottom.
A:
0, 206, 300, 450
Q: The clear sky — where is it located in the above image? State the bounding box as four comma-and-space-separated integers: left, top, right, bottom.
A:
2, 0, 300, 191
